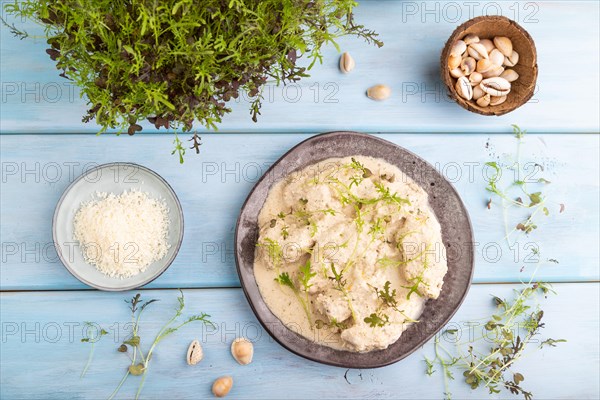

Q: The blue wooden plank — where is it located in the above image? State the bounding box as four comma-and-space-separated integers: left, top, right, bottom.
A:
1, 1, 599, 134
1, 133, 598, 290
0, 283, 598, 399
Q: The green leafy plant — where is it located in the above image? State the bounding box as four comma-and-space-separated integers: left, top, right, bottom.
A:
427, 282, 566, 400
3, 0, 381, 160
425, 125, 566, 400
80, 291, 213, 400
485, 125, 556, 243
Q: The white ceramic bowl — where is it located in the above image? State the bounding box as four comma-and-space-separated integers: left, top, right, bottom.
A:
52, 162, 184, 291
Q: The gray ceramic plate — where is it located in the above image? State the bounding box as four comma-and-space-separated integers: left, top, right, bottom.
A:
235, 131, 474, 368
53, 162, 184, 291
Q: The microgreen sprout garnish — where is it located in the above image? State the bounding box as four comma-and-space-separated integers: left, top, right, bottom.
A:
3, 1, 381, 158
364, 312, 389, 327
373, 181, 411, 208
347, 157, 372, 188
368, 217, 385, 240
80, 322, 108, 378
329, 264, 347, 292
328, 264, 357, 321
106, 291, 213, 400
315, 317, 348, 330
256, 238, 283, 273
275, 259, 314, 326
371, 281, 419, 324
275, 272, 295, 289
281, 225, 290, 240
402, 275, 427, 300
299, 259, 317, 292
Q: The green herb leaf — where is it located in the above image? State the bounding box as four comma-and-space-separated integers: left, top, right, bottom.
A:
540, 338, 567, 348
298, 260, 316, 292
275, 272, 295, 290
364, 312, 389, 328
5, 1, 381, 159
123, 336, 140, 347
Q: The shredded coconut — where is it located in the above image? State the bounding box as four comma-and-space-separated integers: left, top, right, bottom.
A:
73, 190, 171, 278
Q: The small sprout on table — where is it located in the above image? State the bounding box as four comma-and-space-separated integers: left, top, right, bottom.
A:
425, 282, 566, 400
424, 356, 436, 376
104, 290, 213, 400
516, 217, 537, 234
80, 322, 108, 378
539, 338, 567, 348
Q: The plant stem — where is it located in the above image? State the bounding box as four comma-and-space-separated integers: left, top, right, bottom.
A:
107, 369, 130, 400
135, 370, 148, 400
80, 341, 95, 378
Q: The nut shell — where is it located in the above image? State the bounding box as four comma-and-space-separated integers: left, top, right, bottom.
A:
448, 54, 461, 70
455, 77, 473, 100
231, 337, 254, 365
463, 34, 479, 45
366, 84, 391, 101
489, 49, 505, 66
339, 52, 355, 73
212, 376, 233, 398
450, 40, 467, 57
186, 339, 203, 366
467, 43, 489, 60
493, 36, 513, 57
479, 39, 495, 53
441, 15, 538, 116
504, 50, 520, 67
480, 77, 511, 97
500, 69, 519, 82
476, 93, 491, 107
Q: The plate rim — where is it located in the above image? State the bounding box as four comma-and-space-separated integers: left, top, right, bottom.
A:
234, 131, 475, 368
52, 162, 184, 291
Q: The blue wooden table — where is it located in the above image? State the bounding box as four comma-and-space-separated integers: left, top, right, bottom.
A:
1, 1, 599, 399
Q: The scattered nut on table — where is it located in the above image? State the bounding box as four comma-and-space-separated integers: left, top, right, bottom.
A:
447, 34, 520, 107
186, 339, 203, 365
212, 376, 233, 398
367, 84, 391, 101
339, 52, 355, 73
231, 337, 254, 365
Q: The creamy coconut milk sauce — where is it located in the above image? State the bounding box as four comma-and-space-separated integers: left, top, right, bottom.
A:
254, 156, 448, 352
